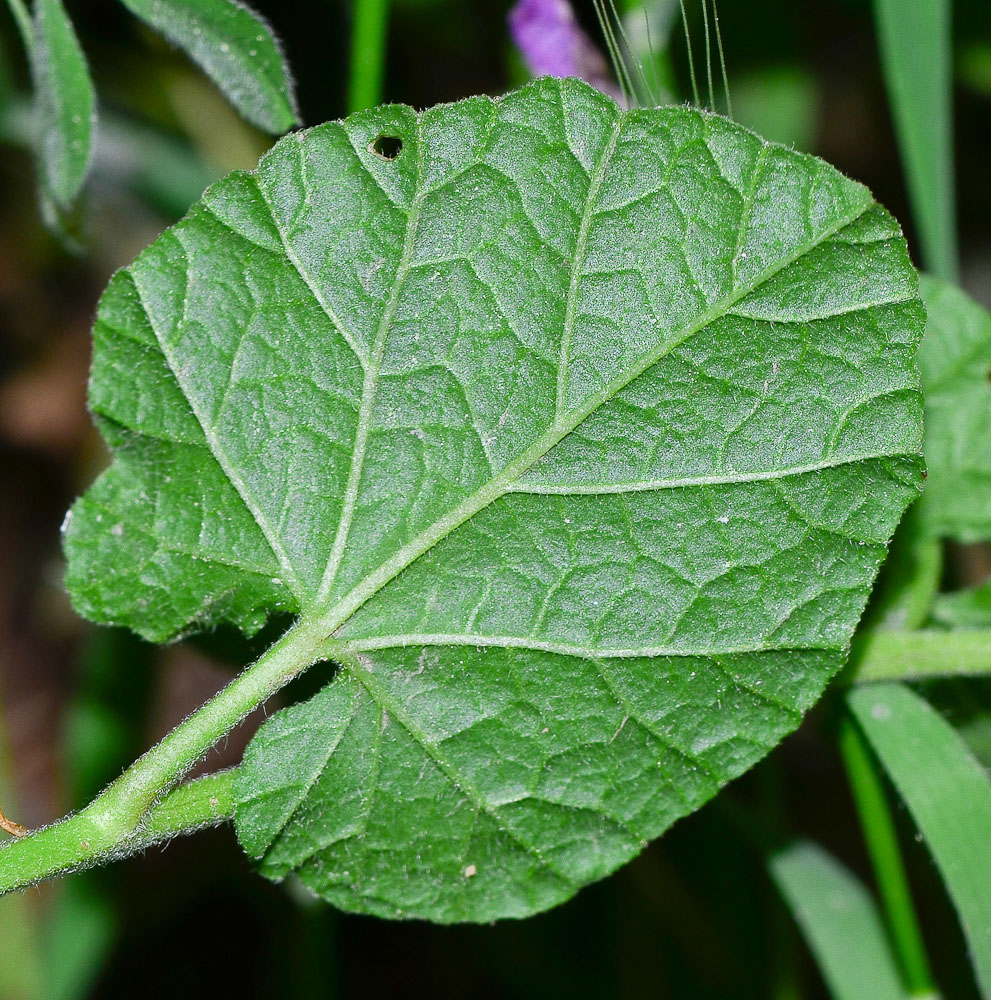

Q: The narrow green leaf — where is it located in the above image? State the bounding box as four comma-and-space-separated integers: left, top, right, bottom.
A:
31, 0, 94, 208
118, 0, 298, 133
849, 682, 991, 998
915, 276, 991, 542
65, 78, 925, 922
872, 0, 957, 281
769, 841, 906, 1000
838, 711, 935, 995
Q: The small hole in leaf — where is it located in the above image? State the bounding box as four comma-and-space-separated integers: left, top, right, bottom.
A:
370, 135, 403, 160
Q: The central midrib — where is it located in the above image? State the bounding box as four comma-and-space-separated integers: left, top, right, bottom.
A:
310, 194, 875, 641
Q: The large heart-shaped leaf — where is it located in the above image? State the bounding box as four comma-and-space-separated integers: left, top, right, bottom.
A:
64, 78, 924, 922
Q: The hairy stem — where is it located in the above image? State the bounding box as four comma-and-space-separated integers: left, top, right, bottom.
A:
845, 629, 991, 685
0, 770, 235, 893
0, 619, 326, 895
838, 711, 938, 997
132, 769, 235, 845
347, 0, 390, 113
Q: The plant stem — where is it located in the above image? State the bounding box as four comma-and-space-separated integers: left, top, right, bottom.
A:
838, 710, 938, 998
3, 0, 34, 58
135, 769, 235, 845
347, 0, 390, 113
845, 629, 991, 685
0, 619, 326, 894
0, 770, 235, 893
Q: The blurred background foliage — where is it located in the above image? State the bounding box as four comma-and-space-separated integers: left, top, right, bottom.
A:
0, 1, 990, 997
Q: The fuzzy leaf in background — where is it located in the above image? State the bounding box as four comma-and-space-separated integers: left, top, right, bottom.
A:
63, 77, 925, 922
769, 841, 905, 1000
915, 276, 991, 543
31, 0, 94, 209
117, 0, 298, 133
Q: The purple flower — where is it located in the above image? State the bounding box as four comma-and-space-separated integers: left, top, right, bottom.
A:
509, 0, 623, 102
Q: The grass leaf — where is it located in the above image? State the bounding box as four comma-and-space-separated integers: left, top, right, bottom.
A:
769, 840, 906, 1000
872, 0, 958, 280
849, 682, 991, 998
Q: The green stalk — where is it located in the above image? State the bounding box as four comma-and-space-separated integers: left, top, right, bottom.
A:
134, 769, 235, 844
0, 770, 235, 893
0, 619, 326, 894
347, 0, 390, 114
845, 629, 991, 685
838, 711, 938, 998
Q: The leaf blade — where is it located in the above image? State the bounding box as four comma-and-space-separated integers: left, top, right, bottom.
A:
65, 78, 926, 921
31, 0, 94, 208
916, 276, 991, 542
872, 0, 957, 280
769, 840, 907, 1000
117, 0, 298, 133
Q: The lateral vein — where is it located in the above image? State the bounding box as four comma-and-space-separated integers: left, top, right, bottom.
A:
129, 250, 302, 598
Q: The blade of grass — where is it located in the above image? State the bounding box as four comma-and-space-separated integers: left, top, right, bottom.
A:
872, 0, 958, 280
606, 0, 657, 106
593, 0, 635, 107
849, 683, 991, 999
769, 840, 907, 1000
838, 711, 937, 997
347, 0, 390, 113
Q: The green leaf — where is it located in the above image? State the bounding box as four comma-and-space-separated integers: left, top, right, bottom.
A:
916, 276, 991, 542
64, 78, 925, 921
849, 683, 991, 999
872, 0, 957, 281
31, 0, 95, 208
117, 0, 298, 133
932, 581, 991, 630
769, 841, 906, 1000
